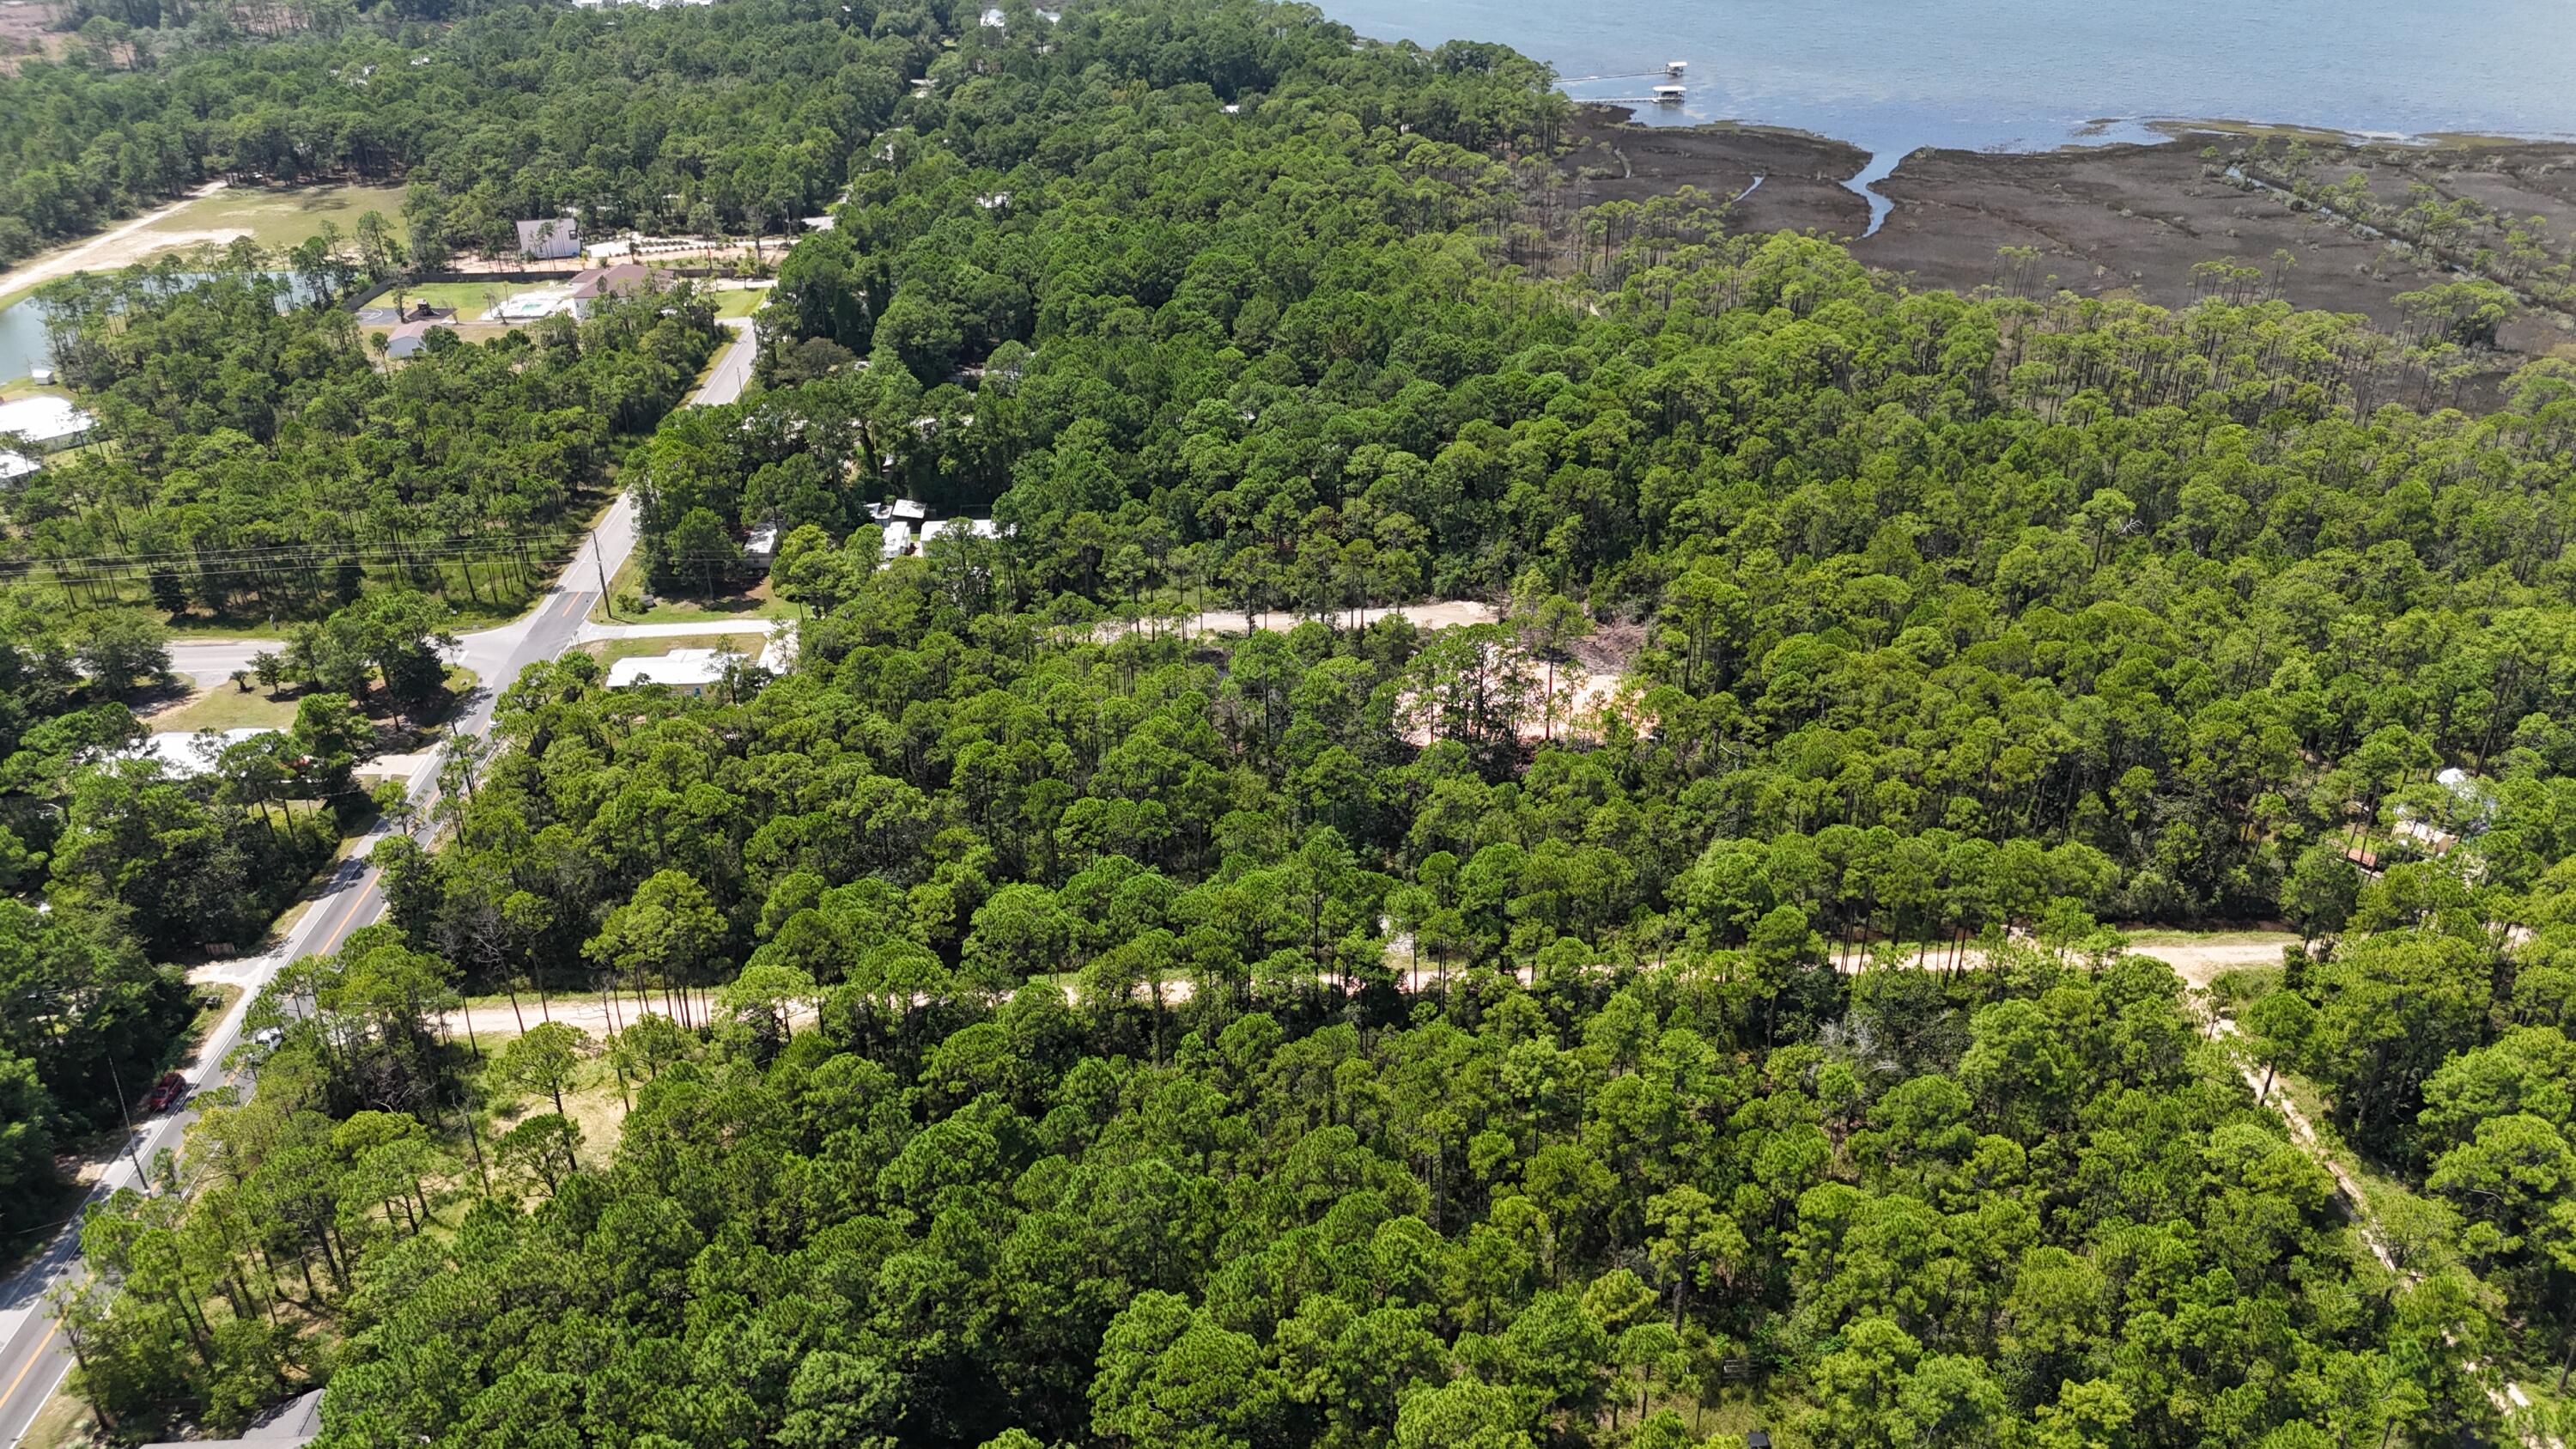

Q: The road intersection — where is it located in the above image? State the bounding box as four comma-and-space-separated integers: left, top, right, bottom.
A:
0, 318, 758, 1447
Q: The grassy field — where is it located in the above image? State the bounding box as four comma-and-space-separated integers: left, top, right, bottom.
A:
579, 634, 762, 669
0, 378, 73, 405
381, 279, 514, 321
0, 181, 408, 311
18, 1391, 99, 1449
179, 983, 246, 1063
2119, 926, 2298, 947
143, 663, 476, 743
710, 284, 769, 320
473, 1041, 637, 1172
144, 681, 302, 734
143, 182, 407, 250
592, 554, 798, 624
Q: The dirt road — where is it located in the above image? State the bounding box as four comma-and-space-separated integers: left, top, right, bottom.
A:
0, 180, 231, 301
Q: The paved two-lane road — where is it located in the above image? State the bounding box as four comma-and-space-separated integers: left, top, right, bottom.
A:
694, 317, 756, 408
0, 317, 753, 1447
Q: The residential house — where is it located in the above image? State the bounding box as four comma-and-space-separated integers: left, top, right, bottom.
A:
515, 217, 582, 261
567, 262, 659, 318
605, 648, 730, 697
143, 728, 279, 780
384, 320, 442, 360
0, 395, 95, 454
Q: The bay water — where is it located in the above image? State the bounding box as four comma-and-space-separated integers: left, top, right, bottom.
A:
1317, 0, 2576, 229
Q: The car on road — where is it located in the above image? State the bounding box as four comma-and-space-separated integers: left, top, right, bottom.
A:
142, 1071, 189, 1113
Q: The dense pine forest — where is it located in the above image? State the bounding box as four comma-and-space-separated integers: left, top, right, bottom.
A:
0, 0, 917, 263
9, 0, 2576, 1444
21, 259, 723, 606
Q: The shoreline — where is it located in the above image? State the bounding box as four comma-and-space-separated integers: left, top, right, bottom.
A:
1563, 106, 2576, 374
1576, 104, 2576, 240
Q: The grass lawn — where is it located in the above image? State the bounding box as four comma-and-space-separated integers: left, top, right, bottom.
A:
477, 1049, 637, 1172
141, 664, 476, 741
179, 984, 245, 1066
591, 554, 799, 624
380, 279, 515, 321
0, 182, 410, 311
0, 378, 74, 405
145, 682, 303, 734
143, 181, 407, 250
580, 635, 764, 669
16, 1390, 100, 1449
710, 284, 770, 320
2119, 927, 2298, 947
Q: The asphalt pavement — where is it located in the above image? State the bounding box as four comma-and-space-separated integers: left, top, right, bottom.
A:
0, 322, 723, 1445
693, 318, 757, 408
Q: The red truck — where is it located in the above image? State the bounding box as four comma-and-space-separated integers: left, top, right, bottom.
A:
142, 1071, 188, 1114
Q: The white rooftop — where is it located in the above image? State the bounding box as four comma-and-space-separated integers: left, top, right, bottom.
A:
143, 728, 276, 778
0, 395, 94, 447
606, 648, 729, 689
0, 451, 35, 482
881, 521, 914, 557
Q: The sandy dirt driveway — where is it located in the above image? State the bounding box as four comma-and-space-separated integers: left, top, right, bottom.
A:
0, 181, 235, 300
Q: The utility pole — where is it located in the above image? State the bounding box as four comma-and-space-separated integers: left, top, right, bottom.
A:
594, 545, 613, 618
104, 1059, 153, 1196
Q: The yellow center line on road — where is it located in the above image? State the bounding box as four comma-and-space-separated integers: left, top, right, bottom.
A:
0, 1320, 63, 1415
319, 904, 356, 957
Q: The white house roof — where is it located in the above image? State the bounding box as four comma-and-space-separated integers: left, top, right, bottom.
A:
0, 395, 94, 447
0, 451, 36, 482
744, 522, 781, 558
881, 521, 914, 557
606, 648, 729, 689
142, 728, 276, 778
924, 517, 1004, 541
